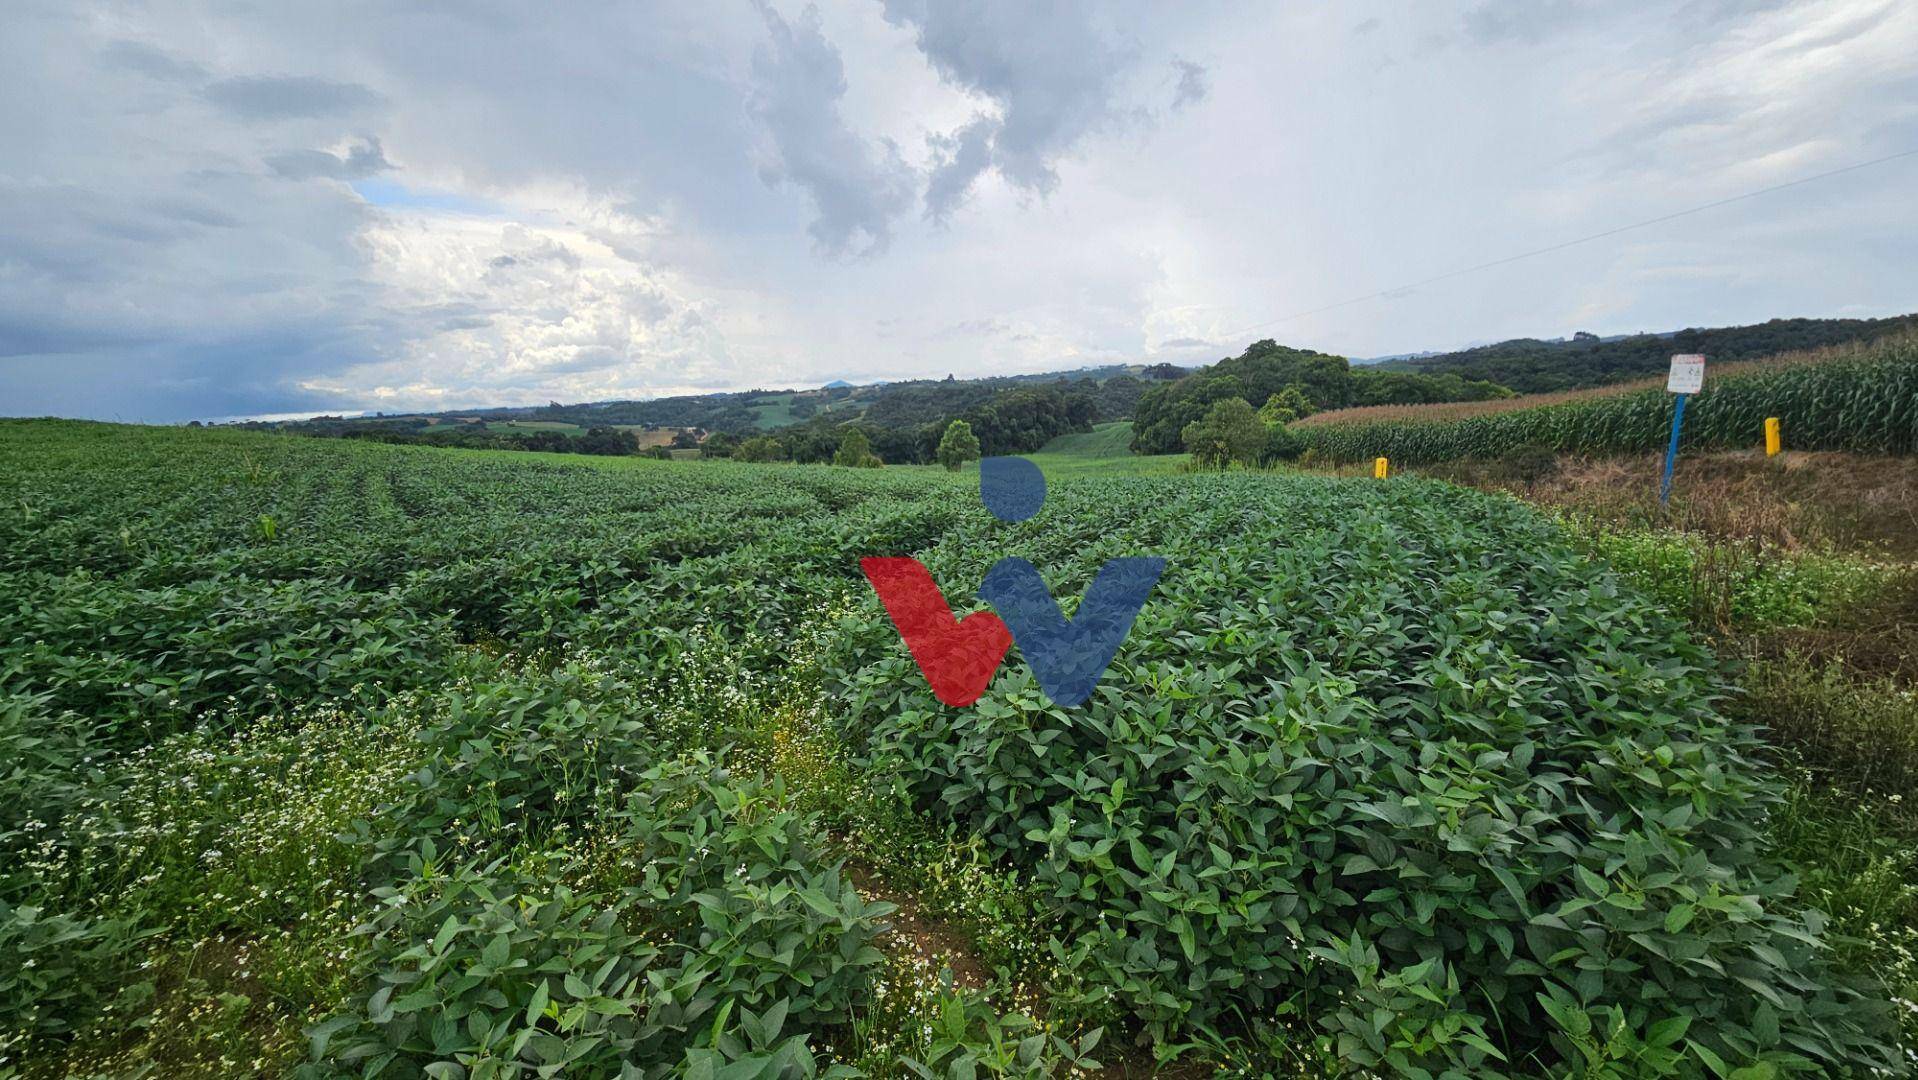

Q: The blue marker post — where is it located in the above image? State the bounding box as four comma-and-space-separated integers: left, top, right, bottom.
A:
1659, 354, 1705, 507
1658, 393, 1687, 506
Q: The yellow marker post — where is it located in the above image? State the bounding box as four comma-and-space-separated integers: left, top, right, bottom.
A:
1373, 456, 1389, 479
1765, 417, 1781, 457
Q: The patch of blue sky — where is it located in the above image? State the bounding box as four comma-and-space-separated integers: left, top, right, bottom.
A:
351, 178, 498, 215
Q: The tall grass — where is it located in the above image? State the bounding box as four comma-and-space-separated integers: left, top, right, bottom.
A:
1567, 517, 1906, 633
1738, 654, 1918, 813
1766, 780, 1918, 1066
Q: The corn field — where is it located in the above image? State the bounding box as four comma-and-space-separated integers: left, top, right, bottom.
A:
1296, 337, 1918, 465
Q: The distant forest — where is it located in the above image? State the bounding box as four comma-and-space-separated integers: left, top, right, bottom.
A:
1128, 341, 1512, 455
267, 367, 1177, 465
727, 384, 1101, 465
1380, 313, 1918, 393
520, 365, 1154, 433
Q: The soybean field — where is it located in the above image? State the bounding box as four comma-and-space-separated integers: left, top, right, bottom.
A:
0, 421, 1901, 1078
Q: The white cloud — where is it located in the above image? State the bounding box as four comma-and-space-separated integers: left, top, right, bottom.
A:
301, 199, 742, 410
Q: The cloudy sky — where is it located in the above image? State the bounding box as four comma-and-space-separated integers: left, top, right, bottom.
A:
3, 0, 1915, 422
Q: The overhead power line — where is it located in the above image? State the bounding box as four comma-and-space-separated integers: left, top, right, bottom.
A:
1216, 145, 1918, 342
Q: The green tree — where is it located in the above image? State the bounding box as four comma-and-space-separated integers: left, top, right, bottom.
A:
935, 419, 982, 471
575, 426, 637, 456
1262, 420, 1303, 463
1181, 398, 1264, 469
1257, 384, 1316, 425
1132, 338, 1525, 454
833, 428, 882, 468
959, 387, 1096, 456
732, 435, 787, 463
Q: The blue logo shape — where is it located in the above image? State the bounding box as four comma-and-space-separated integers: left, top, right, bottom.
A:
869, 454, 1161, 707
979, 555, 1165, 706
981, 456, 1046, 523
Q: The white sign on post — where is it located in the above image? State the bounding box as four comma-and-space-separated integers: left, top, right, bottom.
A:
1667, 354, 1705, 394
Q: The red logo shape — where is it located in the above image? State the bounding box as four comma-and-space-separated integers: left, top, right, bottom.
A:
860, 557, 1012, 707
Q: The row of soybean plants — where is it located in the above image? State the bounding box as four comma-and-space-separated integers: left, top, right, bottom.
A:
834, 472, 1903, 1077
3, 423, 1093, 1077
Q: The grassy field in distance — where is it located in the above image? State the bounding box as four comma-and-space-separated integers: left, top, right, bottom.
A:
484, 419, 582, 433
1023, 421, 1185, 476
885, 422, 1182, 478
750, 393, 797, 428
484, 420, 684, 448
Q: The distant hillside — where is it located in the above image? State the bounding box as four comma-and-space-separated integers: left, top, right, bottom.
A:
274, 362, 1179, 439
1379, 313, 1918, 393
1355, 350, 1446, 365
262, 361, 1194, 466
258, 311, 1918, 464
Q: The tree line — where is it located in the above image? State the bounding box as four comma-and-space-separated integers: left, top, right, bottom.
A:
1379, 313, 1918, 393
1129, 340, 1513, 455
711, 385, 1095, 465
326, 424, 665, 457
291, 382, 1097, 469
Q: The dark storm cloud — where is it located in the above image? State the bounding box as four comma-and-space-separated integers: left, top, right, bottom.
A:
883, 0, 1139, 202
266, 136, 394, 180
101, 40, 208, 82
1171, 59, 1210, 110
923, 115, 996, 222
149, 198, 242, 229
1460, 0, 1593, 44
748, 2, 916, 255
2, 328, 362, 421
202, 74, 384, 120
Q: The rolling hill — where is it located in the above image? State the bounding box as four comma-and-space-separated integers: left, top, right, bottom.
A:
1377, 313, 1918, 392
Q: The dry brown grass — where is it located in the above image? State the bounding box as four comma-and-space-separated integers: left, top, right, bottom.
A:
1417, 449, 1918, 558
1298, 333, 1918, 428
630, 427, 681, 449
